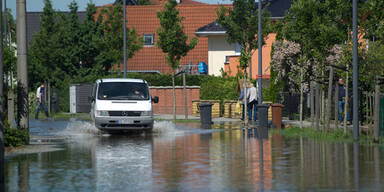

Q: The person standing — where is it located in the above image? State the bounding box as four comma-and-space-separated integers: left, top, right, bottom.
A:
35, 84, 49, 119
337, 78, 350, 123
238, 87, 245, 120
247, 82, 258, 121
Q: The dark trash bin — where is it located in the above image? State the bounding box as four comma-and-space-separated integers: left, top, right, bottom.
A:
271, 104, 284, 129
199, 102, 213, 125
257, 104, 269, 128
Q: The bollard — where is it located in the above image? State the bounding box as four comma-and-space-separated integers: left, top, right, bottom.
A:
271, 104, 284, 129
257, 104, 269, 128
199, 102, 213, 126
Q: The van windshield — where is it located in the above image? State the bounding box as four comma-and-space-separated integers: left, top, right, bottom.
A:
97, 82, 149, 100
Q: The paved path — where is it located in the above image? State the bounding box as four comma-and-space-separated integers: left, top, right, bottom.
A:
155, 114, 242, 123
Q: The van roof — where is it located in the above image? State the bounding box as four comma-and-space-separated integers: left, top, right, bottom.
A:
96, 78, 146, 83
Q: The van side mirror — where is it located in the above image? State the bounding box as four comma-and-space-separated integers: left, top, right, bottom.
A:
152, 96, 159, 103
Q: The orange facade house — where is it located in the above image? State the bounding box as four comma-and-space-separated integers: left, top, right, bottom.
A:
195, 0, 292, 80
100, 0, 232, 74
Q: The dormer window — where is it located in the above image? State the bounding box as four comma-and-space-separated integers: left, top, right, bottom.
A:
143, 34, 154, 46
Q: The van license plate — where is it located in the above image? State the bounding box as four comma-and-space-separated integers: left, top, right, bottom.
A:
119, 120, 132, 124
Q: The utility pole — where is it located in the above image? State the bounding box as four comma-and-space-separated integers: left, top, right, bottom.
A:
123, 0, 127, 78
352, 0, 359, 140
0, 0, 4, 190
4, 0, 6, 46
17, 0, 29, 130
257, 0, 262, 104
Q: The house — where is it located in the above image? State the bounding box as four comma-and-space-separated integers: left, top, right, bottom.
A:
117, 0, 232, 74
26, 11, 87, 48
195, 0, 292, 79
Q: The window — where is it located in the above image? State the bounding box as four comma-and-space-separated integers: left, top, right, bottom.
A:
225, 56, 230, 63
143, 34, 154, 46
97, 82, 149, 100
234, 43, 241, 55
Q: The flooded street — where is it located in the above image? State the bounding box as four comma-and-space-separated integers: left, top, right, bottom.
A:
5, 120, 384, 191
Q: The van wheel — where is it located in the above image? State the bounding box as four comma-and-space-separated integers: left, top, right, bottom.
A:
144, 129, 152, 134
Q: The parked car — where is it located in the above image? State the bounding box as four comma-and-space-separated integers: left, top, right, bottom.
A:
90, 78, 159, 133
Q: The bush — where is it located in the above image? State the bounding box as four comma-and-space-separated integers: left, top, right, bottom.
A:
200, 76, 238, 100
5, 122, 29, 147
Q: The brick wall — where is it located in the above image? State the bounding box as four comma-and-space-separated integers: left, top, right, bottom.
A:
150, 86, 200, 115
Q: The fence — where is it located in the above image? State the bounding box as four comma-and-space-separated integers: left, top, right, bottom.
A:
277, 92, 311, 120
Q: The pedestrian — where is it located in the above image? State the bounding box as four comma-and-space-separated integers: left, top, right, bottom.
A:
337, 78, 350, 124
247, 82, 258, 121
35, 84, 49, 119
238, 86, 246, 120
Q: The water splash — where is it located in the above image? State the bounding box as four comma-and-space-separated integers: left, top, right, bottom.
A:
56, 119, 102, 137
152, 120, 185, 139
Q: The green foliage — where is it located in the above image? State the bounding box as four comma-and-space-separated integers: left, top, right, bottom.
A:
5, 122, 30, 147
156, 0, 198, 70
361, 0, 384, 42
28, 1, 142, 112
4, 47, 17, 76
277, 0, 351, 87
100, 3, 142, 71
115, 0, 152, 5
200, 76, 239, 100
273, 126, 384, 145
216, 0, 271, 69
137, 0, 152, 5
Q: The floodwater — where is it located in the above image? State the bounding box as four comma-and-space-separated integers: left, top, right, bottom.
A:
5, 119, 384, 191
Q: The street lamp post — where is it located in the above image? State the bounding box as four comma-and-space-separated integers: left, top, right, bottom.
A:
123, 0, 127, 78
257, 0, 262, 104
352, 0, 359, 140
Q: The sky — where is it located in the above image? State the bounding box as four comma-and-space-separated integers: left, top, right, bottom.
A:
7, 0, 233, 18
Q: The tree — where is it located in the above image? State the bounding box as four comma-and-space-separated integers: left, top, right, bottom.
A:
276, 0, 351, 131
99, 2, 142, 74
278, 0, 350, 82
115, 0, 152, 5
216, 0, 271, 124
156, 0, 198, 120
29, 0, 60, 89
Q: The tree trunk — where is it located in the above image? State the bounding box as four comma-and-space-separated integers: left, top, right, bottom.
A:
8, 73, 15, 128
48, 81, 51, 115
311, 81, 315, 128
183, 72, 188, 120
344, 70, 349, 133
243, 69, 248, 125
321, 84, 325, 130
315, 82, 320, 131
326, 66, 334, 132
374, 84, 380, 143
0, 1, 3, 191
17, 0, 29, 130
300, 67, 303, 129
172, 70, 176, 121
334, 82, 339, 129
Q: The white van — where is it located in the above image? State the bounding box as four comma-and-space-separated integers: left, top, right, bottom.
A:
90, 78, 158, 133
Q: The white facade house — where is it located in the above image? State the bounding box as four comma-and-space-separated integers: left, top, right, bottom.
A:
195, 22, 240, 76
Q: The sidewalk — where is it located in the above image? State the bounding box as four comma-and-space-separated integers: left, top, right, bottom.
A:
155, 114, 358, 130
154, 114, 242, 123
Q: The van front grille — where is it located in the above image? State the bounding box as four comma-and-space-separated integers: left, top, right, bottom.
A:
108, 111, 142, 116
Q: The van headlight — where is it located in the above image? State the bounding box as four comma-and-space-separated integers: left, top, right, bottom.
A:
141, 111, 153, 116
96, 110, 109, 116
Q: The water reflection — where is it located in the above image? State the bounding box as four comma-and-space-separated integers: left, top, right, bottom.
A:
5, 120, 384, 191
